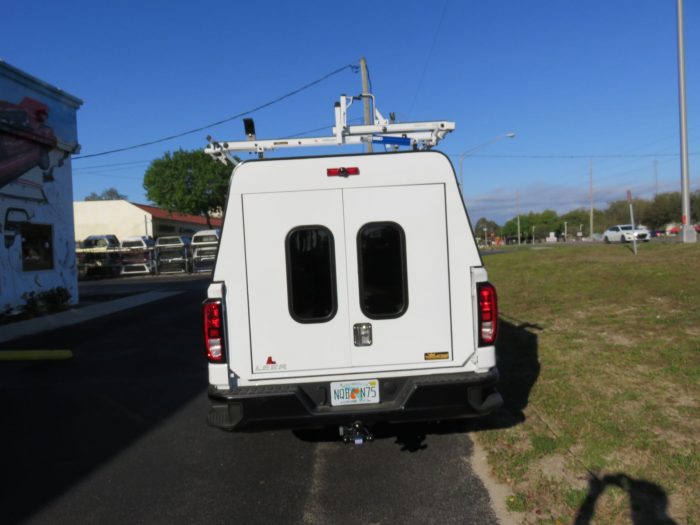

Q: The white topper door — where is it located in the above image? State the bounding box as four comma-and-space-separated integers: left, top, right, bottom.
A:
344, 184, 453, 368
243, 190, 351, 374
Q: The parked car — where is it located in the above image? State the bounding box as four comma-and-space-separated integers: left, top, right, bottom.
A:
603, 224, 650, 243
155, 236, 191, 274
120, 236, 155, 275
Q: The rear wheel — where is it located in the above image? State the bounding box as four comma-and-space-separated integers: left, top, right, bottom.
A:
604, 236, 610, 244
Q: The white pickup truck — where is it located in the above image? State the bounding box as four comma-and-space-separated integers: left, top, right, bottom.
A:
203, 150, 502, 438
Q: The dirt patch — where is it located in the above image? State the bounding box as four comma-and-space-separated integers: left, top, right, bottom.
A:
535, 454, 587, 490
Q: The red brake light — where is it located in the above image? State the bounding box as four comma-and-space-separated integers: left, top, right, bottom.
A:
327, 167, 360, 177
477, 283, 498, 346
203, 299, 225, 362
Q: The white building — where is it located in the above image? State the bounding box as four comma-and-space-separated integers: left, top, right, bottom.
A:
1, 60, 82, 313
73, 200, 222, 241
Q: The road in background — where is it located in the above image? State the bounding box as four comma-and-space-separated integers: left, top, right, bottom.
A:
0, 276, 498, 525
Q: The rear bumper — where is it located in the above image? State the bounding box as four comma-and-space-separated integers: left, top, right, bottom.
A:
207, 369, 501, 431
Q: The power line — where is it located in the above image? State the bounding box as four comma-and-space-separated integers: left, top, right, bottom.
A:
407, 0, 448, 116
281, 117, 363, 139
447, 152, 697, 159
72, 118, 366, 176
73, 159, 151, 171
73, 61, 359, 160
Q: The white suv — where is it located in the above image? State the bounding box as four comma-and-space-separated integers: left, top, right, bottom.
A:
603, 224, 650, 243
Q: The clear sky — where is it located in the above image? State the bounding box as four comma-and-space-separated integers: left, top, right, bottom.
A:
3, 0, 698, 223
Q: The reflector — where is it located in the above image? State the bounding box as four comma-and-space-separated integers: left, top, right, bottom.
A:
327, 167, 360, 177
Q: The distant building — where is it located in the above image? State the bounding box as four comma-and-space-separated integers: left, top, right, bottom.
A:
0, 60, 82, 312
73, 200, 222, 241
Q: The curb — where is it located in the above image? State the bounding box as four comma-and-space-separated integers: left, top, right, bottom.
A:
0, 291, 181, 344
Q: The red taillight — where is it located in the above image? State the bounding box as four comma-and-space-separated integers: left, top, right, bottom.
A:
327, 167, 360, 177
203, 299, 225, 362
477, 283, 498, 346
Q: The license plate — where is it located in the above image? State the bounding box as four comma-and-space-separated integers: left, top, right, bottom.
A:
330, 380, 380, 407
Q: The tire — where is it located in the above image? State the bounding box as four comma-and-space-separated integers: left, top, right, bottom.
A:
604, 236, 610, 244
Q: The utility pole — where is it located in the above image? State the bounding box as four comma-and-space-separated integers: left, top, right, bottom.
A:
589, 159, 594, 240
676, 0, 696, 242
653, 159, 658, 198
516, 190, 521, 246
360, 57, 373, 153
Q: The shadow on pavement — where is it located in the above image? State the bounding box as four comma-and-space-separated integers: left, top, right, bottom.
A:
0, 288, 208, 524
574, 473, 678, 525
294, 318, 541, 451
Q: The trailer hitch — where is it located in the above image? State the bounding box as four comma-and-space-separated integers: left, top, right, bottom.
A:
340, 421, 374, 445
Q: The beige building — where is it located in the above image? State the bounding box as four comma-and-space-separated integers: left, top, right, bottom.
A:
73, 200, 222, 241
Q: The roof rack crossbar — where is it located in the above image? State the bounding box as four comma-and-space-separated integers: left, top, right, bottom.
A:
205, 95, 455, 165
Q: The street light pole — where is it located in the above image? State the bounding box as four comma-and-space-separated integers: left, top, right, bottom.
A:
458, 132, 516, 190
676, 0, 697, 242
516, 190, 521, 246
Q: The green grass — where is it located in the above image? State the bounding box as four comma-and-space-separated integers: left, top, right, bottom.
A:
478, 242, 700, 524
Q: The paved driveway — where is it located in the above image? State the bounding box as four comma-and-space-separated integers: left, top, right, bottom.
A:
0, 276, 500, 524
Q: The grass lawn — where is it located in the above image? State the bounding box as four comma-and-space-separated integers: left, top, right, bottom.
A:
478, 241, 700, 524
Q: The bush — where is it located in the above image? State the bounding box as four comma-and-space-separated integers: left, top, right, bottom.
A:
20, 287, 71, 317
0, 304, 12, 323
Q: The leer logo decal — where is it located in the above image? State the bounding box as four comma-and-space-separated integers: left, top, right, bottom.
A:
255, 356, 287, 372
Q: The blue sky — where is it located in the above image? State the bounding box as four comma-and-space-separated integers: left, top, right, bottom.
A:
3, 0, 698, 223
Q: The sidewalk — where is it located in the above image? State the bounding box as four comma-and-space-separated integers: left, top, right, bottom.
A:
0, 291, 180, 345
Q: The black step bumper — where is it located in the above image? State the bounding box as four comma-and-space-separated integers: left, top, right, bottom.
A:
207, 369, 501, 431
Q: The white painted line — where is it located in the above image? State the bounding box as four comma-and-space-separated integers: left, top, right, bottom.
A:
0, 291, 181, 344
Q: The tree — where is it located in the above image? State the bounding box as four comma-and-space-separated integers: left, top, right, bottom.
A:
143, 149, 231, 227
84, 187, 127, 201
473, 217, 500, 235
644, 192, 681, 229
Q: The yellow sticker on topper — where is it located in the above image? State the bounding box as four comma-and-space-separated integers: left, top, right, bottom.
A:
424, 352, 449, 361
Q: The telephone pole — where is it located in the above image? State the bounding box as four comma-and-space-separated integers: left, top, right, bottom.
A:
360, 57, 373, 153
589, 160, 594, 239
516, 190, 521, 246
676, 0, 696, 242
